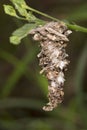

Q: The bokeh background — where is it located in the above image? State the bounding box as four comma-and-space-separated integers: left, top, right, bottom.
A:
0, 0, 87, 130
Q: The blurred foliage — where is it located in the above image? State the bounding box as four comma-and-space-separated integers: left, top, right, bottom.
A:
0, 0, 87, 130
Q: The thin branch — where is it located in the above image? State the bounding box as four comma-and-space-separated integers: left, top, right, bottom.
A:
27, 6, 87, 33
27, 6, 60, 22
66, 23, 87, 33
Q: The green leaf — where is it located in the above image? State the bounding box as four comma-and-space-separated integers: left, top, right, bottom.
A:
3, 5, 18, 18
16, 7, 28, 17
10, 0, 28, 17
27, 11, 37, 21
10, 36, 21, 45
10, 0, 28, 9
10, 23, 38, 44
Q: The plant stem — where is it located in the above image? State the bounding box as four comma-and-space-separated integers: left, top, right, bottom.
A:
27, 6, 60, 22
66, 23, 87, 33
27, 6, 87, 33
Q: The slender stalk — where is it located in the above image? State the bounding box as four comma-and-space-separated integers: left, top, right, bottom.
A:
27, 6, 87, 33
66, 23, 87, 33
27, 6, 60, 22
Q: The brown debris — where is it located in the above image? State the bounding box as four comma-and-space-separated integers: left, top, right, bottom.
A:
29, 21, 72, 111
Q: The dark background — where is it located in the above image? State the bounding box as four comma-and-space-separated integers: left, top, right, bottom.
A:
0, 0, 87, 130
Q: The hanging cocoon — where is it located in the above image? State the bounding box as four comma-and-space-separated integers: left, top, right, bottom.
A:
29, 21, 72, 111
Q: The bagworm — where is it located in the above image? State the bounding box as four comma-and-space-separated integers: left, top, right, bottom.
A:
29, 22, 72, 111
